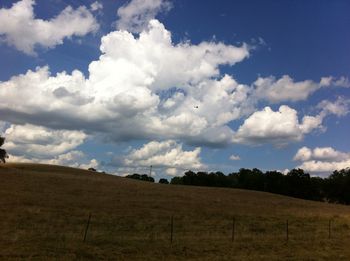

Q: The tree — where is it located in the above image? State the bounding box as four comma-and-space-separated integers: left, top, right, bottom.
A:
325, 168, 350, 204
159, 178, 169, 184
286, 169, 312, 199
264, 171, 286, 194
235, 168, 264, 191
0, 136, 8, 163
182, 170, 196, 185
170, 176, 183, 185
125, 173, 154, 182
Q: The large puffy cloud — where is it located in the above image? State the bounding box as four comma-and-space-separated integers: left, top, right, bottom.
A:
297, 160, 350, 174
233, 96, 350, 146
115, 140, 205, 176
1, 122, 97, 169
0, 19, 250, 146
9, 150, 99, 169
253, 75, 319, 103
233, 105, 323, 146
116, 0, 172, 33
124, 140, 204, 168
0, 1, 348, 153
4, 123, 86, 158
253, 75, 350, 103
293, 147, 312, 161
96, 20, 249, 91
294, 146, 349, 162
0, 0, 99, 55
294, 146, 350, 174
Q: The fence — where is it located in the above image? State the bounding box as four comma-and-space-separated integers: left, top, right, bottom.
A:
79, 214, 345, 244
1, 211, 348, 246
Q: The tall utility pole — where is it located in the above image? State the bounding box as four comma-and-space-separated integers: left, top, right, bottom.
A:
149, 165, 153, 178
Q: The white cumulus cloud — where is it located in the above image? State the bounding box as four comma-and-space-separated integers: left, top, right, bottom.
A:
116, 0, 172, 33
124, 140, 203, 168
9, 150, 99, 169
3, 123, 87, 158
107, 140, 204, 177
233, 96, 350, 146
252, 75, 350, 103
233, 105, 323, 146
293, 146, 312, 161
297, 160, 350, 174
0, 1, 348, 156
320, 76, 350, 88
294, 146, 349, 162
0, 19, 250, 147
0, 0, 99, 55
294, 146, 350, 174
1, 122, 98, 169
317, 97, 350, 117
253, 75, 319, 103
123, 140, 205, 176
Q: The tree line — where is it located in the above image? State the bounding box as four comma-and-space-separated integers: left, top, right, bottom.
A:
2, 134, 349, 205
124, 167, 350, 205
169, 168, 350, 205
125, 173, 170, 184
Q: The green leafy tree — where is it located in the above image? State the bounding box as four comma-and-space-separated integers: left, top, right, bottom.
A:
325, 168, 350, 204
286, 169, 313, 199
264, 171, 286, 194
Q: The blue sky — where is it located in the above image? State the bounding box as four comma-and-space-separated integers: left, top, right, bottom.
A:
0, 0, 349, 179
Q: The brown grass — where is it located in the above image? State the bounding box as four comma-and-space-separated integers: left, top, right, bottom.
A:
1, 163, 350, 260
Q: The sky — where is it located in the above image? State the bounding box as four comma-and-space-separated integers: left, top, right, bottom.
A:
0, 0, 349, 180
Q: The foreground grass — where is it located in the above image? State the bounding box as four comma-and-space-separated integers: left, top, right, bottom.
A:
1, 163, 350, 260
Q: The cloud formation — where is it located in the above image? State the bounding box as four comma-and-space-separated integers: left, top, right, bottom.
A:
253, 75, 319, 103
233, 96, 350, 146
1, 122, 97, 169
0, 0, 99, 55
125, 140, 204, 173
109, 140, 204, 176
0, 0, 349, 171
294, 146, 350, 174
0, 19, 250, 146
4, 123, 86, 158
9, 150, 99, 169
252, 75, 350, 103
233, 105, 323, 146
0, 15, 347, 149
116, 0, 172, 33
317, 97, 350, 117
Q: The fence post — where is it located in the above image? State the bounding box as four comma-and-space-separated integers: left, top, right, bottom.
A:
170, 215, 174, 244
328, 219, 331, 239
83, 213, 92, 242
286, 219, 289, 243
231, 217, 235, 242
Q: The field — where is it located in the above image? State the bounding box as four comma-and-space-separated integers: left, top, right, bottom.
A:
1, 163, 350, 260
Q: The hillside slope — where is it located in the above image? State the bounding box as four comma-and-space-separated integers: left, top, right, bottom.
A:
1, 163, 350, 260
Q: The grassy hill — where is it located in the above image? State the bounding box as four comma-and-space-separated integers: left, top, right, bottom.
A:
1, 163, 350, 260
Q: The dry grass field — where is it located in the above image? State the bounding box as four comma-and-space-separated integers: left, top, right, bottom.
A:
1, 163, 350, 260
